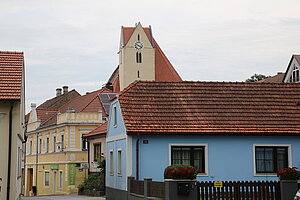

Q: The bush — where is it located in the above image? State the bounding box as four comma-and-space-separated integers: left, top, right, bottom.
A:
164, 164, 198, 180
78, 173, 105, 191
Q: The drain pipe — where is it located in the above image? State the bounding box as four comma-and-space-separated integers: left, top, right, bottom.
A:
136, 134, 140, 180
6, 102, 14, 200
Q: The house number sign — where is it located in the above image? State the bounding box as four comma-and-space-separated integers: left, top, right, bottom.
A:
214, 181, 223, 187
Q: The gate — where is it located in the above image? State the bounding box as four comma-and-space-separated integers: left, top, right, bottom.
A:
197, 181, 281, 200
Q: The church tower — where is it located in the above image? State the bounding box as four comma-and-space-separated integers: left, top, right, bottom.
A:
107, 23, 182, 92
119, 22, 156, 91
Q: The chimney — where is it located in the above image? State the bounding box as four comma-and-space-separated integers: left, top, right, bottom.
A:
31, 103, 38, 121
277, 72, 283, 75
63, 86, 68, 94
56, 88, 62, 97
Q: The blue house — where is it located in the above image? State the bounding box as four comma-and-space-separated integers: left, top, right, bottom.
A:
106, 81, 300, 199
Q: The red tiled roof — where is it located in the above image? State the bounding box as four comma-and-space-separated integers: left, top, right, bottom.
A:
83, 121, 108, 137
59, 88, 112, 113
36, 108, 57, 124
259, 73, 285, 83
118, 81, 300, 135
0, 51, 23, 100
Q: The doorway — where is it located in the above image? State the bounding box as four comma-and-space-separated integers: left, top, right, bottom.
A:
53, 171, 57, 194
27, 168, 33, 194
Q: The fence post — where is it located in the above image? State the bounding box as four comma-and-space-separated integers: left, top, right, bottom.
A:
144, 178, 152, 198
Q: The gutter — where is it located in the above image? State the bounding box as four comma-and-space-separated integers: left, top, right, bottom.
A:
6, 102, 14, 200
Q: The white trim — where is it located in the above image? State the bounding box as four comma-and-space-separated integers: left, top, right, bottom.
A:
252, 144, 292, 176
168, 143, 209, 176
106, 134, 127, 142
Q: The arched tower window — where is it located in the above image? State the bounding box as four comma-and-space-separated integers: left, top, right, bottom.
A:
137, 70, 140, 78
137, 34, 140, 41
136, 52, 142, 63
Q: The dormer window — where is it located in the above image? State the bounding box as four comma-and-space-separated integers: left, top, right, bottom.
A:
136, 52, 142, 63
289, 65, 300, 82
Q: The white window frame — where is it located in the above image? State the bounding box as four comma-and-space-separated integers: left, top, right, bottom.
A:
46, 137, 49, 153
44, 171, 50, 187
117, 149, 122, 176
60, 134, 64, 151
29, 139, 32, 155
53, 135, 56, 153
169, 143, 209, 176
109, 150, 114, 175
253, 144, 292, 176
113, 105, 117, 127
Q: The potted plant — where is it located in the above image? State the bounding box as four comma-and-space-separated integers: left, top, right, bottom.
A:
276, 167, 300, 200
164, 164, 198, 200
164, 164, 198, 180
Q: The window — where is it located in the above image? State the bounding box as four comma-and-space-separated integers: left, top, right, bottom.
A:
94, 143, 101, 161
45, 171, 50, 187
53, 136, 56, 152
59, 171, 63, 188
39, 138, 42, 154
113, 106, 117, 126
171, 146, 205, 173
46, 137, 49, 153
137, 70, 140, 78
136, 52, 142, 63
137, 34, 140, 41
255, 146, 288, 173
29, 140, 32, 154
60, 135, 64, 151
82, 138, 88, 151
118, 150, 122, 175
109, 150, 114, 175
17, 147, 22, 177
289, 65, 300, 82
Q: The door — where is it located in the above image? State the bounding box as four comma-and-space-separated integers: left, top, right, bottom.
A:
53, 171, 57, 194
27, 169, 33, 193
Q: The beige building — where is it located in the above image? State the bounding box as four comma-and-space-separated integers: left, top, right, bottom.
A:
0, 51, 25, 200
24, 87, 111, 196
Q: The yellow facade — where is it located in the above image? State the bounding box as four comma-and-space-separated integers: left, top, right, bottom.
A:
24, 110, 102, 196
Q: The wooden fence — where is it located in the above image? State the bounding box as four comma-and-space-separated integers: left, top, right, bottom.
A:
197, 181, 281, 200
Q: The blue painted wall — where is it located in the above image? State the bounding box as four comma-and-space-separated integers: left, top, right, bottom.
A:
106, 100, 126, 138
133, 135, 300, 182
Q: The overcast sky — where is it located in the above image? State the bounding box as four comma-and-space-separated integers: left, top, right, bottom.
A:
1, 0, 300, 112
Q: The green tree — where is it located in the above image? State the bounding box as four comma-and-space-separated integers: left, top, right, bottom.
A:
246, 73, 270, 82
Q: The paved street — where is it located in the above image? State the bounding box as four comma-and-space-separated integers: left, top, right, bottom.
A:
22, 194, 106, 200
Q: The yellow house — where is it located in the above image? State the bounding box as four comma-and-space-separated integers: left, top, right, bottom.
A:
24, 87, 111, 196
0, 51, 25, 200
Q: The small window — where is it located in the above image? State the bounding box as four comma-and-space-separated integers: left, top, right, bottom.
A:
171, 146, 205, 173
290, 66, 300, 82
53, 136, 56, 152
94, 143, 101, 161
110, 151, 114, 175
113, 106, 117, 126
45, 171, 50, 187
59, 171, 63, 188
137, 34, 140, 41
46, 138, 49, 153
39, 138, 42, 154
29, 140, 32, 154
255, 146, 289, 173
118, 150, 122, 175
137, 70, 140, 78
82, 138, 88, 151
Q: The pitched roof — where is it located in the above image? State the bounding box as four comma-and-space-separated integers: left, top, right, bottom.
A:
0, 51, 23, 100
36, 108, 57, 125
108, 25, 182, 92
38, 89, 80, 109
258, 73, 285, 83
118, 81, 300, 135
59, 88, 112, 114
83, 121, 108, 137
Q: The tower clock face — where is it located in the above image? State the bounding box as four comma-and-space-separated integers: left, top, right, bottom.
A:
134, 41, 143, 50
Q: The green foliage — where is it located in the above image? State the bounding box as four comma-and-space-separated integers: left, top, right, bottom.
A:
78, 173, 105, 191
164, 164, 198, 180
246, 73, 270, 82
